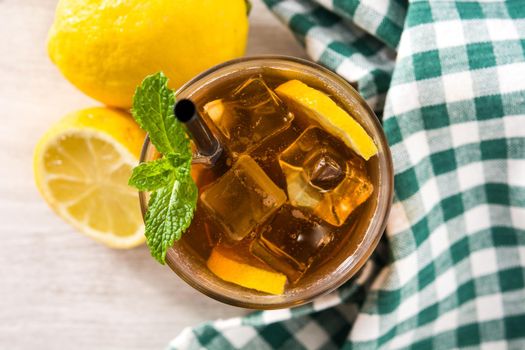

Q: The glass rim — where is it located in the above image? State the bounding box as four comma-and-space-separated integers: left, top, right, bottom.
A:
139, 55, 394, 309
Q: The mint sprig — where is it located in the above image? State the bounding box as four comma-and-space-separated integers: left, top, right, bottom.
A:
129, 72, 197, 264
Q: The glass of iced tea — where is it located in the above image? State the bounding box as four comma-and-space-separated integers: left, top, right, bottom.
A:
139, 56, 393, 309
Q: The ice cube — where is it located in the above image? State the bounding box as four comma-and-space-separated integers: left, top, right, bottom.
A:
200, 155, 287, 241
202, 76, 294, 154
250, 206, 333, 282
279, 127, 374, 226
307, 152, 346, 190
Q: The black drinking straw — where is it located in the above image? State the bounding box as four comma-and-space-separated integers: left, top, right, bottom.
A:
174, 99, 222, 161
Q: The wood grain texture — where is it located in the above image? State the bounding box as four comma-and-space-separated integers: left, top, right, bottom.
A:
0, 0, 305, 349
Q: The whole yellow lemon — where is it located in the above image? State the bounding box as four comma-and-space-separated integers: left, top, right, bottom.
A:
47, 0, 249, 108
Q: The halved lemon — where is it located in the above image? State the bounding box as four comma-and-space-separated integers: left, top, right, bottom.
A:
34, 107, 146, 249
275, 79, 378, 160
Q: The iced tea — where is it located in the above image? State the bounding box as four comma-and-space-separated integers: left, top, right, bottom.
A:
183, 73, 376, 292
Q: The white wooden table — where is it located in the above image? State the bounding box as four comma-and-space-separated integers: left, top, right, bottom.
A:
0, 1, 305, 348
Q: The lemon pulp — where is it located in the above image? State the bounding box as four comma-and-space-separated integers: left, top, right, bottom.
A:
34, 108, 146, 248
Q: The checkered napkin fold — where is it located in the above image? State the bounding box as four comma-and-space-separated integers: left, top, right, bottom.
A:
169, 1, 525, 348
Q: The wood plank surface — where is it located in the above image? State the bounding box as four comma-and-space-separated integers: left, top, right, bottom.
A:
0, 1, 305, 349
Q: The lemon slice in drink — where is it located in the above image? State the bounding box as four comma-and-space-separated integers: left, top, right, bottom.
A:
207, 246, 286, 295
34, 108, 146, 249
275, 80, 378, 160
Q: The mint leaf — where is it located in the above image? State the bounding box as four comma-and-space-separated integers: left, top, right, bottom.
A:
128, 158, 174, 191
145, 162, 198, 264
132, 72, 189, 155
129, 153, 192, 191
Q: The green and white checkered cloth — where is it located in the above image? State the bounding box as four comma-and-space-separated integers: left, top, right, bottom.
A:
169, 1, 525, 348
